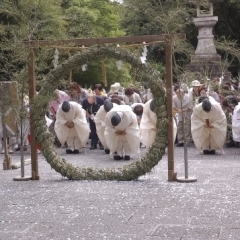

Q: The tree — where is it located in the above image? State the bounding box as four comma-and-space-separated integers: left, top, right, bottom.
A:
61, 0, 125, 38
60, 0, 131, 88
121, 0, 240, 79
0, 0, 66, 82
121, 0, 196, 80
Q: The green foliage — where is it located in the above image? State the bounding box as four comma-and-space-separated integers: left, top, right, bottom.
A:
0, 0, 130, 90
59, 0, 127, 87
121, 0, 240, 78
17, 0, 66, 40
0, 0, 66, 82
72, 58, 132, 89
62, 0, 125, 38
121, 0, 196, 80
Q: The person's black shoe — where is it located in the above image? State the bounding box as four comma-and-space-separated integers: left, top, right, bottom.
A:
235, 142, 240, 148
66, 149, 73, 154
90, 145, 97, 150
209, 150, 216, 155
203, 150, 210, 155
176, 143, 184, 147
105, 149, 110, 154
73, 149, 79, 154
99, 145, 104, 150
124, 155, 130, 160
114, 155, 123, 160
226, 142, 235, 148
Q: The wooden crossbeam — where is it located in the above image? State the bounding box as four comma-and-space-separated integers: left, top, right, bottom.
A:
23, 34, 185, 48
26, 34, 185, 181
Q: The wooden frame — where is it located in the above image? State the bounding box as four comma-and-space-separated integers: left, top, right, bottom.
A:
24, 34, 185, 181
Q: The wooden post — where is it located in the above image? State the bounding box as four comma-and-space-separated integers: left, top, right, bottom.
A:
67, 51, 72, 85
165, 37, 176, 181
0, 83, 12, 170
28, 49, 39, 180
2, 121, 12, 170
102, 60, 108, 87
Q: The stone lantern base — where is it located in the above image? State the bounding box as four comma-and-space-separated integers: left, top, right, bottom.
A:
186, 57, 231, 81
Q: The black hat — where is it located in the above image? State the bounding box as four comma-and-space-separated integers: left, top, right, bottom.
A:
202, 99, 212, 112
62, 101, 71, 112
104, 99, 114, 112
111, 112, 122, 126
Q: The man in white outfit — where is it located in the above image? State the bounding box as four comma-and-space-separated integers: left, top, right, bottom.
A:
104, 104, 140, 160
191, 98, 227, 154
94, 98, 121, 154
223, 96, 240, 148
140, 99, 177, 149
55, 101, 90, 154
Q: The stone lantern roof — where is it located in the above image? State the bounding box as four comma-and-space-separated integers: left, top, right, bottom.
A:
189, 0, 223, 16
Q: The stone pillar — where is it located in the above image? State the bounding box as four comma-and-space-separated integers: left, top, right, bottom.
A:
193, 16, 220, 61
186, 0, 230, 81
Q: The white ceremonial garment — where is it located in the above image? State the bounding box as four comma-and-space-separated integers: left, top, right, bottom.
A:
140, 100, 157, 149
232, 103, 240, 142
55, 102, 90, 149
104, 105, 140, 156
140, 99, 177, 149
208, 95, 217, 103
45, 115, 53, 128
94, 103, 117, 149
191, 102, 227, 150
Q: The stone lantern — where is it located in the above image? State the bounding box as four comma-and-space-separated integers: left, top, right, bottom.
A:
186, 0, 231, 80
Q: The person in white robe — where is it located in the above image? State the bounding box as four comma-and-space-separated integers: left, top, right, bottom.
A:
55, 101, 90, 154
94, 98, 121, 154
191, 98, 227, 154
223, 96, 240, 147
104, 104, 140, 160
232, 102, 240, 147
140, 99, 177, 149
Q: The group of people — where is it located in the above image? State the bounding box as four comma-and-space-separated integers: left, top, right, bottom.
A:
49, 82, 152, 160
173, 78, 240, 154
49, 77, 240, 159
1, 77, 240, 159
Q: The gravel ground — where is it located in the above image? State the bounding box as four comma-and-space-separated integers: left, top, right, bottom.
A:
0, 143, 239, 240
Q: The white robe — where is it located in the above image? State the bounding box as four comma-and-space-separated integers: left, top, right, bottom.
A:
55, 102, 90, 147
94, 103, 117, 149
191, 101, 227, 150
45, 115, 53, 128
140, 99, 177, 149
104, 105, 140, 156
232, 103, 240, 142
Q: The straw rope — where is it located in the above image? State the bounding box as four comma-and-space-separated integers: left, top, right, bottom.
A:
32, 46, 168, 180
